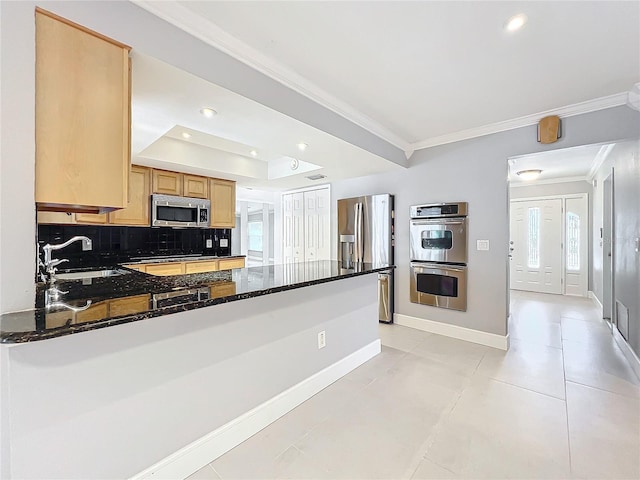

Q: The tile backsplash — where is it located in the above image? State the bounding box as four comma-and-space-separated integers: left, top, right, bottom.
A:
37, 225, 231, 268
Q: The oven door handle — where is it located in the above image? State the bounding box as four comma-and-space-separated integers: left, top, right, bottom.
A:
411, 262, 467, 273
410, 218, 466, 226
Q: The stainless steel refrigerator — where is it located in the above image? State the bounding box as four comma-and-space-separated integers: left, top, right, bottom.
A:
337, 194, 394, 323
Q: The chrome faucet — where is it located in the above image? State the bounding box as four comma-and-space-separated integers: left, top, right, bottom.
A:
41, 236, 92, 280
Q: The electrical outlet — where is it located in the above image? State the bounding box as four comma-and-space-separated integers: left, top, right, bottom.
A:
206, 239, 213, 248
317, 331, 326, 349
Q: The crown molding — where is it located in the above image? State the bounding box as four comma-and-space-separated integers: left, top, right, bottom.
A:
131, 0, 411, 152
509, 175, 589, 187
410, 93, 628, 152
587, 143, 615, 180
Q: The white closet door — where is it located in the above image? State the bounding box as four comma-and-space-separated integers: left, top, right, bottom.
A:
315, 188, 331, 260
283, 193, 294, 264
292, 192, 304, 263
304, 191, 318, 262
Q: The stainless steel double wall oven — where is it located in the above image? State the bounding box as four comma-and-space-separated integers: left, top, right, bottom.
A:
409, 202, 468, 311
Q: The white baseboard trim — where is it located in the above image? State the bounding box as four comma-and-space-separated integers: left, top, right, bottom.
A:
612, 326, 640, 382
394, 313, 509, 351
129, 340, 381, 480
588, 291, 603, 310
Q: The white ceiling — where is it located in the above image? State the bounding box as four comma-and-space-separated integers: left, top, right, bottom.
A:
508, 143, 614, 184
137, 1, 640, 150
131, 52, 403, 190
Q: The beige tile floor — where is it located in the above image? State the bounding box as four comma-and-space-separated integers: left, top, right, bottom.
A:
188, 290, 640, 480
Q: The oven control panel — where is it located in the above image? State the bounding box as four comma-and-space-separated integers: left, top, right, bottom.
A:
410, 202, 468, 219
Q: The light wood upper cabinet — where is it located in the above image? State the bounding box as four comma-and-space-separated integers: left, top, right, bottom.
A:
210, 179, 236, 228
218, 257, 245, 270
35, 8, 131, 213
144, 263, 185, 276
152, 170, 183, 196
183, 175, 208, 199
108, 166, 151, 226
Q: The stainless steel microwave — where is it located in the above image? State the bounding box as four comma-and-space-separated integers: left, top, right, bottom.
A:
151, 194, 210, 228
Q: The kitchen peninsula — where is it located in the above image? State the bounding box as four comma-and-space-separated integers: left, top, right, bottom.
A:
0, 261, 389, 479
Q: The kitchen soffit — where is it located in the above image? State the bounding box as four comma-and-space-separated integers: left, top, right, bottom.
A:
134, 1, 640, 152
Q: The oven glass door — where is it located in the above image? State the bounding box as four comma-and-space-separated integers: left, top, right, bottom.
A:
410, 262, 467, 311
409, 217, 468, 263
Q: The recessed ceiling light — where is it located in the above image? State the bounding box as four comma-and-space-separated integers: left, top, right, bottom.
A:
516, 169, 542, 181
297, 142, 308, 151
181, 132, 191, 139
250, 150, 257, 157
505, 13, 527, 32
200, 107, 217, 118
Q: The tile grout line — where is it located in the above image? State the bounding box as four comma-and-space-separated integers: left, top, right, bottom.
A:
565, 379, 640, 400
560, 314, 575, 478
484, 376, 566, 401
209, 463, 223, 480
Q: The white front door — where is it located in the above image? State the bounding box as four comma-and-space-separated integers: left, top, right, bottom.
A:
564, 195, 589, 296
510, 198, 562, 294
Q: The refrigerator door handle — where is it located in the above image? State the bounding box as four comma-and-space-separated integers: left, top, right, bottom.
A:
354, 202, 363, 263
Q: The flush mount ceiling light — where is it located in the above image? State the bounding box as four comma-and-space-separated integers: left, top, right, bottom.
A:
181, 132, 191, 139
516, 169, 542, 181
290, 158, 299, 170
250, 150, 257, 157
297, 142, 308, 151
200, 107, 217, 118
505, 13, 528, 32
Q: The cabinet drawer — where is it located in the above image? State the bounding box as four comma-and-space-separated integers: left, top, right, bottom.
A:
76, 213, 108, 224
75, 302, 109, 324
184, 261, 219, 274
144, 262, 185, 276
210, 282, 236, 298
123, 264, 145, 272
109, 294, 150, 317
218, 258, 245, 270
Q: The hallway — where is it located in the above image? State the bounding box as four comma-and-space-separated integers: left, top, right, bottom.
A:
188, 292, 640, 480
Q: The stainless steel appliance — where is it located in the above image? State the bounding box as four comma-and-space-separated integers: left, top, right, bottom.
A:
337, 194, 394, 322
409, 202, 468, 311
410, 262, 467, 311
410, 203, 468, 264
151, 194, 210, 228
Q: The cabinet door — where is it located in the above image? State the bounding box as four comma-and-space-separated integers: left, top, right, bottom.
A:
218, 257, 245, 270
37, 212, 77, 224
76, 213, 108, 224
183, 175, 208, 199
108, 166, 151, 225
35, 9, 130, 211
144, 262, 185, 276
152, 169, 183, 196
109, 294, 150, 317
210, 179, 236, 227
184, 260, 219, 274
210, 282, 236, 298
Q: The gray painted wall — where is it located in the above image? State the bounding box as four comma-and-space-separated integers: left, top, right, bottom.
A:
591, 140, 640, 355
1, 275, 379, 479
331, 107, 640, 336
510, 180, 593, 290
0, 0, 405, 314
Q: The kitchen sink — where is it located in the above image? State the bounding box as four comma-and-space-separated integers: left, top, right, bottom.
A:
54, 268, 131, 280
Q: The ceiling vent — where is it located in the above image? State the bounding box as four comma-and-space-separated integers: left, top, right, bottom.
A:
306, 174, 326, 181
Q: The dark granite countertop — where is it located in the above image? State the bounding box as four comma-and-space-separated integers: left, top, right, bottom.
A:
0, 261, 393, 344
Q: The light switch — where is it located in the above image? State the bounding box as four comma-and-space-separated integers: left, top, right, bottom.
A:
220, 239, 229, 247
206, 239, 213, 248
476, 240, 490, 251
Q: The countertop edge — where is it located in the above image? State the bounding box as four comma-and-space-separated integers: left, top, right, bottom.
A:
1, 265, 393, 344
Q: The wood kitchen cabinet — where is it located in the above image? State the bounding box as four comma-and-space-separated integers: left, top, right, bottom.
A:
35, 8, 131, 213
108, 166, 151, 225
109, 294, 151, 317
144, 263, 185, 276
152, 170, 183, 196
218, 257, 245, 270
210, 179, 236, 227
184, 260, 219, 274
75, 213, 108, 224
183, 175, 209, 199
